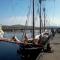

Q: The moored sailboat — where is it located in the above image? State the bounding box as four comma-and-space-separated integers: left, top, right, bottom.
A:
17, 0, 52, 59
0, 25, 4, 38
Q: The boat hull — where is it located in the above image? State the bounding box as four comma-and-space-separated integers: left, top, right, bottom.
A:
17, 35, 51, 60
17, 45, 43, 60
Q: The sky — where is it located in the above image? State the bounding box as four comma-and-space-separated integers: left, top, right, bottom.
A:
0, 0, 60, 26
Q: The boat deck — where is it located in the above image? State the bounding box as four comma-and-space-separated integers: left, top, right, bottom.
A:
37, 33, 60, 60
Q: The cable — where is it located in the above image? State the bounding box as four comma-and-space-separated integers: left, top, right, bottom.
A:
23, 0, 32, 38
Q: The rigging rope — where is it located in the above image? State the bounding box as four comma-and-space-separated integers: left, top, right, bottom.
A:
45, 0, 55, 27
36, 0, 45, 32
23, 0, 32, 38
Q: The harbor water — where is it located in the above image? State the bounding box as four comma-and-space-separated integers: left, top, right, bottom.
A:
0, 31, 39, 60
0, 32, 22, 60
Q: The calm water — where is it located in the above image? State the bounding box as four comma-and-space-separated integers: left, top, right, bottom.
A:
0, 32, 23, 60
0, 31, 39, 60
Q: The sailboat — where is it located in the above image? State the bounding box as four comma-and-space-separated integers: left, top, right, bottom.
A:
0, 25, 4, 38
17, 0, 52, 59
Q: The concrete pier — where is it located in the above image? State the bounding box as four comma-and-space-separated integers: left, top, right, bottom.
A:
37, 33, 60, 60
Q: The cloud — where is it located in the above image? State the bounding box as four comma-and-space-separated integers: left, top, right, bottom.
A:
53, 18, 60, 26
0, 15, 38, 26
47, 16, 60, 26
0, 15, 60, 27
0, 16, 27, 25
9, 16, 27, 25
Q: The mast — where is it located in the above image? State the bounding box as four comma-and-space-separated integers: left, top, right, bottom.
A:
39, 0, 42, 34
43, 7, 45, 31
39, 0, 45, 33
33, 0, 35, 39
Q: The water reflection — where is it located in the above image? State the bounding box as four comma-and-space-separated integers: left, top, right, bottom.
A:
0, 42, 20, 60
0, 31, 39, 60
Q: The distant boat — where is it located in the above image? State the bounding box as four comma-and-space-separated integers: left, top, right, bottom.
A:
0, 25, 4, 38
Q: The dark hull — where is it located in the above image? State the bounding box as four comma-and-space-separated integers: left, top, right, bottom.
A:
17, 35, 51, 60
17, 45, 43, 60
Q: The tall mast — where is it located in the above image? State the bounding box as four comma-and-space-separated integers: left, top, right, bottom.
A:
39, 0, 45, 33
43, 7, 45, 31
39, 0, 42, 34
33, 0, 35, 39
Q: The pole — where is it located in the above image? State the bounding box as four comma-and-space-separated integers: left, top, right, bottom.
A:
33, 0, 35, 39
39, 0, 42, 34
43, 7, 45, 31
